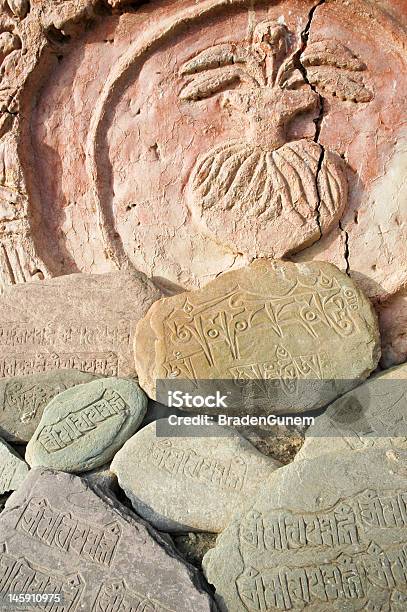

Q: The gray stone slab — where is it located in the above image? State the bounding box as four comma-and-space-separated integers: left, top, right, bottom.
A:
296, 363, 407, 462
0, 369, 99, 443
0, 438, 28, 495
203, 447, 407, 611
111, 420, 281, 532
26, 378, 147, 473
0, 270, 161, 379
0, 468, 216, 611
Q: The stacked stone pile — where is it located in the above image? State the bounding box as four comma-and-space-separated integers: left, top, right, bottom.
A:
1, 257, 406, 611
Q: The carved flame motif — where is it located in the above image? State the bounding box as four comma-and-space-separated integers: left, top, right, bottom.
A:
180, 22, 372, 257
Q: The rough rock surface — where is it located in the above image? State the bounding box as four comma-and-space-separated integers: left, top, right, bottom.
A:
0, 369, 99, 443
111, 419, 281, 532
136, 259, 380, 410
0, 0, 405, 366
203, 447, 407, 611
26, 378, 147, 473
0, 271, 161, 379
295, 363, 407, 462
0, 437, 28, 494
0, 468, 216, 611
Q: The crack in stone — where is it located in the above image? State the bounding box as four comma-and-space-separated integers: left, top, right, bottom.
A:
294, 0, 327, 240
339, 220, 351, 276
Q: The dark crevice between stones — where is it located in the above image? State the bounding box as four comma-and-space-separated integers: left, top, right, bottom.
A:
339, 220, 351, 276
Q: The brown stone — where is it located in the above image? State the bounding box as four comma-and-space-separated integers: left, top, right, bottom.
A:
0, 270, 161, 379
136, 259, 380, 411
0, 0, 406, 372
0, 468, 215, 611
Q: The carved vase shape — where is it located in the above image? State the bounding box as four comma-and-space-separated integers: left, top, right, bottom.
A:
187, 80, 347, 257
189, 138, 346, 232
186, 85, 348, 256
181, 24, 352, 257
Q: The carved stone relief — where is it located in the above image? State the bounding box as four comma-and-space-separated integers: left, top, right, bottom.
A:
135, 259, 380, 410
0, 468, 215, 611
203, 447, 407, 611
0, 0, 405, 362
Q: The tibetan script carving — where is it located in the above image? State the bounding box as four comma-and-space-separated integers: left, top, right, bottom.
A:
136, 260, 380, 411
203, 448, 407, 612
111, 421, 281, 532
0, 469, 214, 611
17, 498, 121, 568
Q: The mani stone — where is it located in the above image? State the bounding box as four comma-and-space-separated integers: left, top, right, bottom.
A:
0, 469, 215, 612
111, 420, 281, 533
25, 378, 147, 473
0, 270, 161, 379
295, 363, 407, 462
0, 369, 99, 443
135, 259, 380, 412
203, 446, 407, 612
0, 437, 28, 495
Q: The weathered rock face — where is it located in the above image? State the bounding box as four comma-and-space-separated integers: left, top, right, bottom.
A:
203, 447, 407, 611
26, 378, 147, 473
0, 437, 28, 494
295, 363, 407, 462
0, 369, 99, 443
0, 468, 215, 611
378, 289, 407, 369
136, 259, 380, 411
0, 0, 406, 366
0, 271, 161, 379
111, 419, 281, 532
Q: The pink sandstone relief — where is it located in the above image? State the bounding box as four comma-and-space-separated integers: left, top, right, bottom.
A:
0, 0, 406, 365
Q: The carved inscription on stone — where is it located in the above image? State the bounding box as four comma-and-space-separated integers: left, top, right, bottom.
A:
0, 370, 99, 443
37, 389, 129, 454
111, 421, 281, 532
0, 469, 215, 611
149, 439, 248, 492
0, 545, 84, 612
92, 580, 175, 612
17, 498, 121, 568
203, 448, 407, 611
236, 541, 407, 611
0, 437, 28, 494
26, 378, 147, 473
136, 260, 380, 411
0, 271, 161, 378
239, 489, 407, 555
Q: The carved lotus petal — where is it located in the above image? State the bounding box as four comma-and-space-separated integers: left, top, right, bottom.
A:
301, 40, 366, 71
306, 65, 373, 102
187, 138, 347, 258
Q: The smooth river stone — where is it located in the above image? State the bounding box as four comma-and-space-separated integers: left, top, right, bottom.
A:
111, 420, 281, 533
203, 447, 407, 612
0, 469, 215, 612
295, 363, 407, 462
0, 270, 161, 379
0, 369, 99, 443
26, 378, 147, 473
135, 259, 380, 411
0, 438, 28, 495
